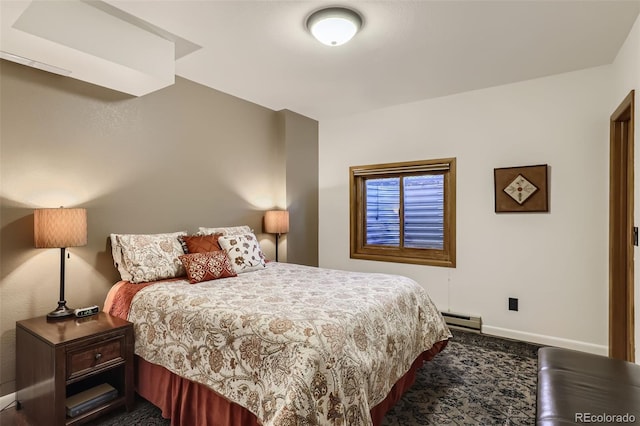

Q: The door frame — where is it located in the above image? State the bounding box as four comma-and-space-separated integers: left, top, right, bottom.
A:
609, 90, 635, 361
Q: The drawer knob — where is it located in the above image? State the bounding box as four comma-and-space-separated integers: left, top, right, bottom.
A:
95, 352, 102, 361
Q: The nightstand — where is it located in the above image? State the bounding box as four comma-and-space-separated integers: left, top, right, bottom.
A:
16, 312, 134, 426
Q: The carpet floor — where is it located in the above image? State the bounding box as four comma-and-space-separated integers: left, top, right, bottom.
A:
97, 330, 540, 425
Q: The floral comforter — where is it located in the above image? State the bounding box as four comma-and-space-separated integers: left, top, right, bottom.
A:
122, 262, 451, 425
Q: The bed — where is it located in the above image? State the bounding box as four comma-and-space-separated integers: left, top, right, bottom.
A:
104, 229, 451, 425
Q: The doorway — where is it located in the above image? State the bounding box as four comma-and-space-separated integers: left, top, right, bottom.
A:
609, 90, 635, 361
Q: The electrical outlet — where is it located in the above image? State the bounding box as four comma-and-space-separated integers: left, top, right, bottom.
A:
508, 298, 518, 311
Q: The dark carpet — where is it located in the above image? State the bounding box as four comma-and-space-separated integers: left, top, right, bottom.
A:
97, 330, 540, 425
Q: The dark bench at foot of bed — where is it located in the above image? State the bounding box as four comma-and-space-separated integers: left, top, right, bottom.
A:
536, 347, 640, 425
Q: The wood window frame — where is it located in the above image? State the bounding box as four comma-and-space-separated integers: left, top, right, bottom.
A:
350, 158, 456, 267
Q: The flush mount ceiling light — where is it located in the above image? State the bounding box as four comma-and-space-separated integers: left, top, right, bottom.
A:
306, 7, 363, 46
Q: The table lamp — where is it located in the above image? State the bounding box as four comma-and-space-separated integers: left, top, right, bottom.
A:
34, 207, 87, 319
264, 210, 289, 262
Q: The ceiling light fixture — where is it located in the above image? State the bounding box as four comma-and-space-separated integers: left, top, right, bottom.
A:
306, 7, 363, 46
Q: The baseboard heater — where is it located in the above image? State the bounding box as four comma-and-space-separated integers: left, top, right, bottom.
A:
441, 312, 482, 333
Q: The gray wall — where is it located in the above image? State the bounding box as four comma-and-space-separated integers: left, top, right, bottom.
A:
280, 110, 319, 267
0, 60, 318, 396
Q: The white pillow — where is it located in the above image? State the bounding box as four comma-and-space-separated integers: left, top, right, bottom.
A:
114, 232, 187, 283
197, 225, 252, 236
218, 233, 266, 274
110, 233, 133, 282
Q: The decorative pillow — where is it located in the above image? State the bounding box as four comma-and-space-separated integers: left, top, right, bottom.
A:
197, 225, 252, 236
178, 251, 237, 284
180, 234, 222, 254
116, 232, 187, 283
218, 233, 266, 274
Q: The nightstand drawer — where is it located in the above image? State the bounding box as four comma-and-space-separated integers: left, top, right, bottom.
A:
67, 336, 125, 381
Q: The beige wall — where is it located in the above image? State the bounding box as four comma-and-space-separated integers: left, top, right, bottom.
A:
0, 60, 318, 395
319, 65, 613, 354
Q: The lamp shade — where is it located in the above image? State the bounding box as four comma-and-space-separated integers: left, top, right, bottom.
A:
34, 208, 87, 248
264, 210, 289, 234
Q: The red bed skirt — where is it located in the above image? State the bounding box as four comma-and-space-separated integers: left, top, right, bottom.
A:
136, 339, 448, 425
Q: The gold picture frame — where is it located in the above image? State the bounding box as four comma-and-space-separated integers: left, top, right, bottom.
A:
494, 164, 549, 213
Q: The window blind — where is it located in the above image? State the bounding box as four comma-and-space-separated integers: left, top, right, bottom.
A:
364, 174, 444, 249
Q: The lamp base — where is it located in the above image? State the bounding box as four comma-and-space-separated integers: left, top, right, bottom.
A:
47, 302, 74, 320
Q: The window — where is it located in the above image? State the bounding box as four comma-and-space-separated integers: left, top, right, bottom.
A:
350, 158, 456, 267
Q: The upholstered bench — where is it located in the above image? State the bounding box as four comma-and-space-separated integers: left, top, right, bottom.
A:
536, 347, 640, 425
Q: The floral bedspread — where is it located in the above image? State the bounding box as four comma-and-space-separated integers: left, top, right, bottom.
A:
125, 262, 451, 425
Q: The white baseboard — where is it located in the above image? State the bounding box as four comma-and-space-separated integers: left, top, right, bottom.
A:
0, 392, 16, 411
481, 325, 608, 356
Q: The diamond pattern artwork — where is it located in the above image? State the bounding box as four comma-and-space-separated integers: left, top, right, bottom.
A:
494, 165, 548, 212
503, 174, 538, 205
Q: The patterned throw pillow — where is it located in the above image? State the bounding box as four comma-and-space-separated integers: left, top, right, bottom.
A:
218, 233, 266, 274
197, 225, 252, 236
117, 232, 187, 283
179, 251, 237, 283
179, 234, 222, 254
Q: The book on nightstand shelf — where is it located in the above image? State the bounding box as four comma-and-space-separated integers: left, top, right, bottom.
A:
66, 383, 118, 418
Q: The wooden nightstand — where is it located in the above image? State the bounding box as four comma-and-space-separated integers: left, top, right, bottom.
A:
16, 312, 134, 426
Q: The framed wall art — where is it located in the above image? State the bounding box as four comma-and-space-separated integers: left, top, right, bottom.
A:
494, 164, 549, 213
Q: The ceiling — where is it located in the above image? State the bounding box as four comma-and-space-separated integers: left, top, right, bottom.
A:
2, 1, 640, 120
